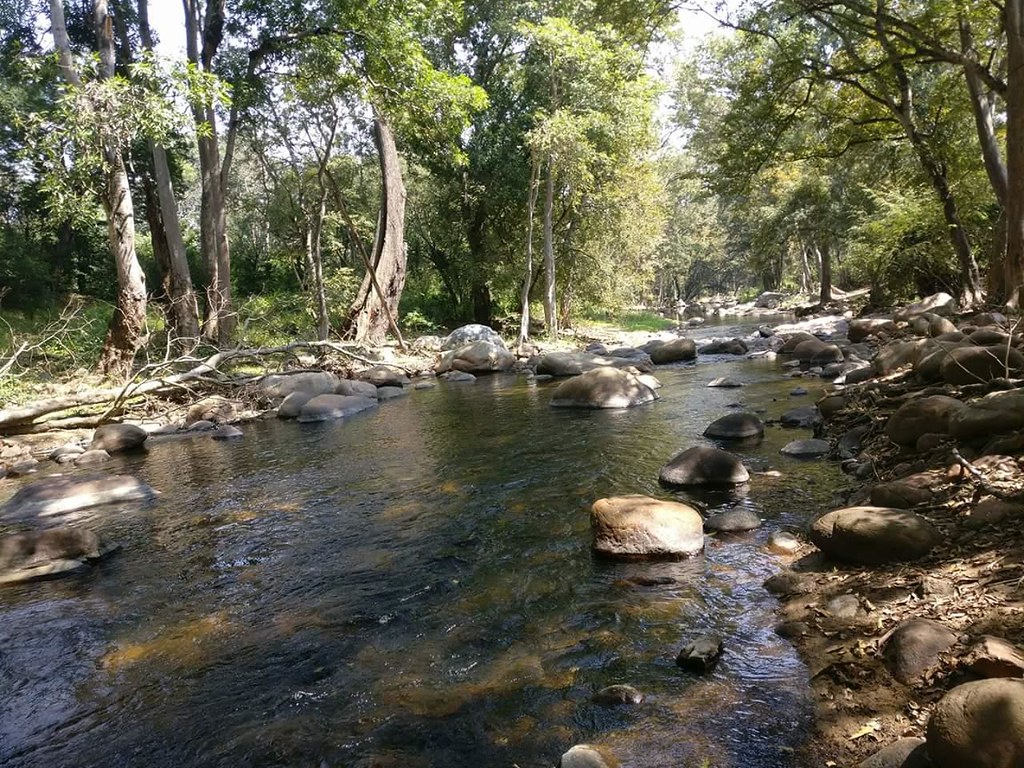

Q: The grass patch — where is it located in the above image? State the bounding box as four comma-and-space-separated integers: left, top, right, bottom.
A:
581, 308, 675, 332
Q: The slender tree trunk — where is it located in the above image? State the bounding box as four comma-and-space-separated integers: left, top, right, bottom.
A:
799, 243, 811, 294
819, 241, 832, 304
183, 0, 232, 344
1006, 0, 1024, 307
542, 159, 556, 339
137, 0, 199, 346
519, 153, 540, 346
345, 115, 407, 345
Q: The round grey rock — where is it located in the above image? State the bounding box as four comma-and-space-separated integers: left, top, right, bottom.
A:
704, 412, 764, 440
704, 507, 761, 532
660, 446, 750, 487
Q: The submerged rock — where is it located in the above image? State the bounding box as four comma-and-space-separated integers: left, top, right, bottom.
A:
560, 744, 619, 768
550, 367, 659, 409
90, 423, 147, 453
780, 438, 829, 458
0, 526, 105, 585
704, 507, 761, 532
703, 412, 764, 440
0, 473, 156, 521
659, 446, 749, 487
296, 395, 379, 423
592, 684, 645, 706
676, 634, 724, 673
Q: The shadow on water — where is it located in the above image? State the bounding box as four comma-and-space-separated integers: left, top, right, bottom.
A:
0, 346, 847, 768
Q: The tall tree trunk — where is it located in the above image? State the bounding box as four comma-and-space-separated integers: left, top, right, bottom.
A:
183, 0, 232, 345
818, 241, 832, 304
344, 115, 407, 345
50, 0, 147, 379
137, 0, 199, 346
542, 159, 556, 339
519, 153, 540, 346
1005, 0, 1024, 308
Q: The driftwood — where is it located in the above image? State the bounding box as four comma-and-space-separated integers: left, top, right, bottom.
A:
0, 340, 404, 434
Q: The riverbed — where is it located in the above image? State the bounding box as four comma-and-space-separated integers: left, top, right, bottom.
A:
0, 329, 849, 768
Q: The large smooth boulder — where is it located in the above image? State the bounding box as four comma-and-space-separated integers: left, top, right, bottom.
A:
359, 365, 410, 388
790, 338, 831, 363
259, 371, 340, 399
590, 494, 704, 559
895, 292, 957, 320
336, 379, 379, 398
885, 395, 966, 446
550, 367, 658, 409
536, 351, 653, 376
659, 446, 749, 487
858, 738, 929, 768
436, 340, 515, 374
870, 473, 939, 508
874, 339, 928, 375
940, 345, 1024, 384
949, 390, 1024, 440
809, 506, 942, 564
296, 395, 379, 423
913, 340, 968, 382
648, 337, 697, 364
927, 679, 1024, 768
848, 317, 897, 343
0, 526, 103, 585
704, 412, 764, 440
90, 423, 147, 453
0, 474, 156, 521
779, 332, 818, 353
700, 338, 749, 355
440, 324, 506, 351
884, 618, 957, 684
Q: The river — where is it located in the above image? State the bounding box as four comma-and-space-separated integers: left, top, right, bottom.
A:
0, 322, 848, 768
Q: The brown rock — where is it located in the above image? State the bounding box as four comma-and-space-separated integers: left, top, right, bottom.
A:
884, 617, 957, 684
810, 506, 942, 565
590, 495, 704, 559
885, 395, 965, 446
927, 679, 1024, 768
963, 636, 1024, 679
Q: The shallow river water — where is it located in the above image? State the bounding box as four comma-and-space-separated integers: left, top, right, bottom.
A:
0, 323, 850, 768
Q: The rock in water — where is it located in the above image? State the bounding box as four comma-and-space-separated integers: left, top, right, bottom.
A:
703, 412, 764, 440
0, 474, 156, 521
647, 337, 697, 364
927, 679, 1024, 768
296, 395, 379, 423
590, 495, 704, 559
659, 446, 749, 487
592, 684, 644, 706
549, 367, 659, 409
0, 527, 103, 584
676, 635, 724, 673
359, 365, 410, 388
559, 744, 619, 768
704, 507, 761, 532
259, 371, 340, 399
90, 423, 148, 453
780, 438, 829, 458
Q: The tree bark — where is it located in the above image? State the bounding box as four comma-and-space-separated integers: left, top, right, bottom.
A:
519, 153, 540, 345
344, 114, 407, 346
183, 0, 232, 344
542, 159, 556, 339
1005, 0, 1024, 307
818, 241, 832, 304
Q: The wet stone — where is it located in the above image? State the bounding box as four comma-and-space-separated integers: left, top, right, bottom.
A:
592, 684, 645, 706
767, 531, 800, 555
676, 634, 724, 673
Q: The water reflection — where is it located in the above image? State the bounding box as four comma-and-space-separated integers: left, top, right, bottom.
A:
0, 351, 846, 768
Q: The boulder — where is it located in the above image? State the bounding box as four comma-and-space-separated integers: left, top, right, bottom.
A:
809, 506, 942, 565
858, 738, 929, 768
336, 379, 381, 398
259, 371, 340, 399
969, 328, 1015, 346
843, 365, 876, 384
185, 396, 237, 424
767, 531, 801, 555
869, 473, 938, 508
660, 446, 749, 487
780, 405, 822, 428
963, 636, 1024, 679
0, 474, 156, 521
825, 594, 863, 620
707, 377, 743, 388
277, 391, 314, 419
781, 438, 830, 458
914, 341, 968, 382
703, 412, 764, 440
700, 338, 749, 355
778, 332, 818, 353
791, 338, 832, 363
930, 315, 959, 336
73, 450, 110, 466
648, 337, 697, 364
848, 317, 897, 343
964, 498, 1024, 529
436, 340, 515, 374
550, 367, 659, 409
949, 390, 1024, 440
446, 371, 477, 383
359, 365, 411, 388
536, 351, 653, 376
90, 423, 147, 453
874, 339, 928, 375
810, 344, 845, 366
927, 679, 1024, 768
763, 570, 814, 595
940, 345, 1024, 384
884, 617, 957, 684
885, 395, 966, 446
296, 395, 379, 423
704, 507, 761, 532
967, 312, 1008, 328
590, 495, 704, 559
440, 324, 505, 352
610, 347, 655, 365
676, 634, 724, 673
560, 744, 619, 768
0, 526, 103, 585
592, 684, 644, 706
895, 292, 957, 320
817, 394, 848, 420
755, 290, 786, 308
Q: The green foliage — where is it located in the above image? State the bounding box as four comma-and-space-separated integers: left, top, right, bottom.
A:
235, 293, 309, 347
581, 308, 674, 332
